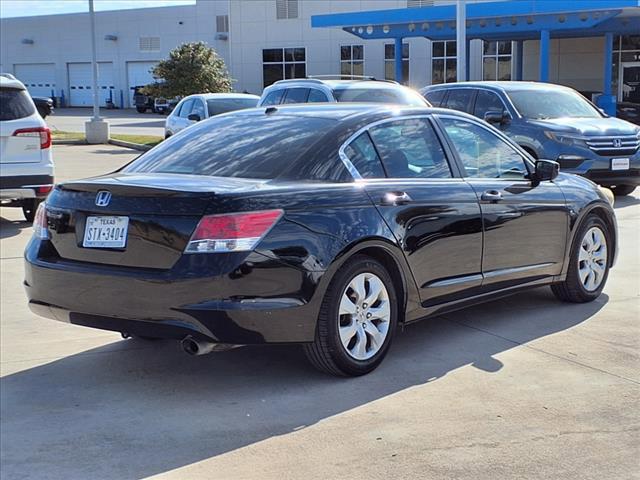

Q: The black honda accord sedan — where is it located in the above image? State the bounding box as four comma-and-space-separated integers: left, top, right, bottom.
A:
25, 104, 617, 376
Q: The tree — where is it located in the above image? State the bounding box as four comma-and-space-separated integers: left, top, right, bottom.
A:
142, 42, 232, 98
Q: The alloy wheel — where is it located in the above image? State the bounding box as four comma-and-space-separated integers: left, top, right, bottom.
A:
338, 272, 391, 361
578, 226, 608, 292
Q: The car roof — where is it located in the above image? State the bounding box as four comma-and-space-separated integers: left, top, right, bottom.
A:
270, 78, 401, 90
0, 73, 26, 90
185, 93, 260, 100
423, 81, 575, 93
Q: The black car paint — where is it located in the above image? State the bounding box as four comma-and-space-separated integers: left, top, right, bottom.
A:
24, 105, 617, 346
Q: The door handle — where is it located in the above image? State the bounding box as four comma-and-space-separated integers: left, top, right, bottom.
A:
380, 191, 412, 206
481, 190, 502, 202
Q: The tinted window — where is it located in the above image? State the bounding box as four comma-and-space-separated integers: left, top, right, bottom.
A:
125, 114, 334, 179
445, 89, 474, 113
440, 117, 527, 179
178, 99, 194, 118
423, 89, 446, 106
509, 89, 602, 119
343, 133, 385, 179
333, 87, 426, 106
308, 89, 329, 103
0, 88, 36, 120
369, 118, 451, 178
191, 100, 206, 119
282, 88, 309, 104
473, 90, 505, 118
261, 89, 285, 106
207, 98, 257, 116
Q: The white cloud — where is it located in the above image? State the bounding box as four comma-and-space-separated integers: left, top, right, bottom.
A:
0, 0, 196, 18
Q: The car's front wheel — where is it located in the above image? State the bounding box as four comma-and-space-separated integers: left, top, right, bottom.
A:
610, 184, 636, 196
304, 255, 398, 376
552, 215, 611, 303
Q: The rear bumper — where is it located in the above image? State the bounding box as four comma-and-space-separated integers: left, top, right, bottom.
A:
0, 174, 54, 200
24, 239, 324, 344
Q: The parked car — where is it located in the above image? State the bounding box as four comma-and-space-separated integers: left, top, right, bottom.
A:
164, 93, 259, 137
421, 81, 640, 196
0, 74, 54, 222
25, 104, 617, 376
131, 86, 155, 113
258, 76, 430, 107
31, 96, 54, 118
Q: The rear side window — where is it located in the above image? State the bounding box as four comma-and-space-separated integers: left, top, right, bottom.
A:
368, 118, 451, 178
473, 90, 505, 119
261, 89, 285, 106
125, 114, 334, 180
445, 89, 474, 113
207, 98, 258, 116
282, 88, 310, 104
423, 89, 446, 107
333, 88, 426, 106
343, 133, 386, 179
0, 88, 36, 121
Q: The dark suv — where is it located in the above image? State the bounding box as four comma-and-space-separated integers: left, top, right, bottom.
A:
421, 81, 640, 196
259, 76, 429, 107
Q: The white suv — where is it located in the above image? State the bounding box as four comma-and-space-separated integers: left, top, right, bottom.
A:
0, 73, 54, 222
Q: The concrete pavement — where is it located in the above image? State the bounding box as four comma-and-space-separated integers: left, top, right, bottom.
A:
46, 108, 165, 137
1, 145, 638, 480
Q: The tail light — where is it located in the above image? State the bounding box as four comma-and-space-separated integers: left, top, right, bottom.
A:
186, 210, 283, 253
33, 203, 49, 239
13, 127, 52, 149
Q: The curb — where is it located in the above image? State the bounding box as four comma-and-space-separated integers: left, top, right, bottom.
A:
52, 139, 86, 145
108, 139, 152, 151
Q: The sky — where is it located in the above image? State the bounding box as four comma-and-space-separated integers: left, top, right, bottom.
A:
0, 0, 197, 18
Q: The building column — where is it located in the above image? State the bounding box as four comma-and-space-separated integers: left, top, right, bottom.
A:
603, 32, 613, 95
539, 30, 550, 82
515, 40, 523, 81
395, 37, 404, 83
466, 38, 471, 81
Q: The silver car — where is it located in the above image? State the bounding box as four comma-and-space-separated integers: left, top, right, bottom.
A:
165, 93, 259, 138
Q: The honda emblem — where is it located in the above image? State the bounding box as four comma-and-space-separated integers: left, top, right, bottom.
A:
95, 190, 112, 207
613, 138, 622, 148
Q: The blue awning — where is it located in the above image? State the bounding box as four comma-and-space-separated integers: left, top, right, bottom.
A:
311, 0, 640, 41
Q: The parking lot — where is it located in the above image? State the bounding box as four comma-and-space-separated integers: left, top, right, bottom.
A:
1, 144, 639, 479
46, 108, 166, 137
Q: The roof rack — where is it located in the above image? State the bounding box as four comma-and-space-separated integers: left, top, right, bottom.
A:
0, 73, 17, 80
273, 78, 324, 85
307, 75, 399, 84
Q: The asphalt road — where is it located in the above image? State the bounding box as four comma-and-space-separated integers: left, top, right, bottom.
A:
46, 108, 166, 137
1, 145, 639, 480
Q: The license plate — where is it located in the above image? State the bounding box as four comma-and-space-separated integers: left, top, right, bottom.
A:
83, 216, 129, 248
611, 158, 630, 171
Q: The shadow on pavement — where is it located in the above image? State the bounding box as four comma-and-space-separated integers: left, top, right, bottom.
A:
613, 194, 640, 209
0, 287, 607, 479
0, 216, 29, 240
113, 120, 166, 129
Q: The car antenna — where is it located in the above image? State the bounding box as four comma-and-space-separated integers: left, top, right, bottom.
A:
265, 106, 278, 115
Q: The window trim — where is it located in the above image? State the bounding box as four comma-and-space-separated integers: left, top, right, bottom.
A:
262, 47, 307, 88
433, 113, 534, 180
481, 41, 513, 81
340, 44, 365, 77
339, 114, 461, 181
431, 40, 457, 84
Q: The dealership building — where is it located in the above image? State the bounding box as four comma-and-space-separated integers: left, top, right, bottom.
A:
0, 0, 638, 111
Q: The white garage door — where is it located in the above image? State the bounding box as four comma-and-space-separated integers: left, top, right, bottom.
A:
126, 61, 157, 107
14, 63, 56, 97
68, 62, 114, 107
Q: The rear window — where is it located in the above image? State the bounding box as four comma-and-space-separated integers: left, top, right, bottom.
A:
207, 98, 258, 117
0, 88, 36, 121
125, 113, 334, 179
333, 87, 426, 106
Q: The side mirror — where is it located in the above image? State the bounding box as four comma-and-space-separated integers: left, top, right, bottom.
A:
484, 109, 509, 124
187, 113, 201, 122
534, 159, 559, 182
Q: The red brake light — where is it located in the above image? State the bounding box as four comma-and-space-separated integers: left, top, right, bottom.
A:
186, 210, 283, 253
36, 185, 53, 195
13, 127, 52, 149
33, 203, 49, 238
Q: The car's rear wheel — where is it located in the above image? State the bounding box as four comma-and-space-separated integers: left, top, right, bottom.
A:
22, 199, 41, 223
611, 184, 636, 196
304, 255, 398, 376
551, 215, 610, 303
136, 106, 146, 114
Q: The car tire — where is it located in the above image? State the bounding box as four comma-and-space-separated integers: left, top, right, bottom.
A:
551, 215, 611, 303
303, 254, 398, 376
136, 106, 146, 114
611, 184, 636, 196
22, 199, 41, 223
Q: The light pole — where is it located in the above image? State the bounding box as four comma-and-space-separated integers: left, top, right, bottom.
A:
456, 0, 466, 82
85, 0, 110, 143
